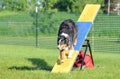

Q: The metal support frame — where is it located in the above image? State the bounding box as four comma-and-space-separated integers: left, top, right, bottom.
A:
80, 39, 94, 70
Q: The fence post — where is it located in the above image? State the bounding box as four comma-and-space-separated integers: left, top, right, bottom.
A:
92, 25, 94, 52
36, 6, 39, 47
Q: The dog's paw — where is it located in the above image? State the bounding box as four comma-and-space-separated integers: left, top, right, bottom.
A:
60, 60, 64, 63
68, 55, 72, 58
68, 50, 74, 58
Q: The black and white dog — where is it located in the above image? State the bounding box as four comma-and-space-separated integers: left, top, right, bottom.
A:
57, 19, 78, 62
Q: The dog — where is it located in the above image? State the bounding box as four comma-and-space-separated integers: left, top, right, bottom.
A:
57, 19, 78, 63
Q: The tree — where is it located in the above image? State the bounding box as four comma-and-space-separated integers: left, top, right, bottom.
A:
53, 0, 73, 12
0, 0, 108, 13
41, 0, 58, 11
0, 0, 4, 11
52, 0, 105, 13
1, 0, 28, 11
71, 0, 85, 13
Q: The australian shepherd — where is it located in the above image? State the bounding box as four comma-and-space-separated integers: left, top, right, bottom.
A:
57, 19, 78, 63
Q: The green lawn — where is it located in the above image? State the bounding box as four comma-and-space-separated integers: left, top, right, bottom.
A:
0, 44, 120, 79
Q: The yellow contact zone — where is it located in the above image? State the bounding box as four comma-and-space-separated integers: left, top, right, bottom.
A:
51, 50, 79, 73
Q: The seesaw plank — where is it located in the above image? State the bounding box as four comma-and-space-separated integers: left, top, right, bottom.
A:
51, 51, 79, 73
74, 22, 92, 51
78, 4, 100, 23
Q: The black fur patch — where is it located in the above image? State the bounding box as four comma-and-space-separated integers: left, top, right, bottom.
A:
57, 19, 78, 46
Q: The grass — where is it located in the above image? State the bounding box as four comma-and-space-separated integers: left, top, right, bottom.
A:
0, 44, 120, 79
0, 35, 120, 53
0, 36, 57, 49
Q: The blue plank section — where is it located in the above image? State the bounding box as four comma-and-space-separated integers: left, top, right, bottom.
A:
74, 22, 92, 51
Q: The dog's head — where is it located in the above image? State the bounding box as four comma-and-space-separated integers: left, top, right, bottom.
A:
57, 33, 70, 51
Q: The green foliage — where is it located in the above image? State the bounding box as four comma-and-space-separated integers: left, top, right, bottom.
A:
53, 0, 73, 12
40, 0, 105, 13
1, 0, 28, 11
71, 0, 105, 13
0, 0, 109, 13
41, 0, 58, 11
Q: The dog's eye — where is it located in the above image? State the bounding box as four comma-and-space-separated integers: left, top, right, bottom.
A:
61, 39, 64, 42
65, 38, 69, 44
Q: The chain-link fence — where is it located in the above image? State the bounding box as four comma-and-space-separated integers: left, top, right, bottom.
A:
90, 15, 120, 53
0, 13, 120, 53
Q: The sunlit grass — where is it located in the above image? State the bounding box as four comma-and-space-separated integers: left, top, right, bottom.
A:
0, 44, 120, 79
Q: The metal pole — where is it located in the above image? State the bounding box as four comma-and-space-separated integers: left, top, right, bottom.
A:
117, 3, 120, 15
108, 0, 110, 15
80, 39, 88, 70
88, 40, 94, 66
36, 6, 39, 47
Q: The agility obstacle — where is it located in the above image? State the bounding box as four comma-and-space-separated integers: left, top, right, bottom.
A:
51, 4, 101, 73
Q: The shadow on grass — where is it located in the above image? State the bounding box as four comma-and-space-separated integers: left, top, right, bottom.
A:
9, 58, 52, 71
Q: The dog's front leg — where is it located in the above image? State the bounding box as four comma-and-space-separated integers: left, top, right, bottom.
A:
68, 46, 74, 58
60, 50, 65, 63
